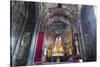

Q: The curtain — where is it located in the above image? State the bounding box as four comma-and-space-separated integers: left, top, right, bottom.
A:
34, 32, 44, 64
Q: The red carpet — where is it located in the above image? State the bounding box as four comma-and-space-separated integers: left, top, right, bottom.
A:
34, 32, 44, 64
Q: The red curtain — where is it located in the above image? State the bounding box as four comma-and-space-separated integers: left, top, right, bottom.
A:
34, 32, 44, 64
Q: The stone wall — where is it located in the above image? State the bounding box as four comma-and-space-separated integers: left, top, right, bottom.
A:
81, 5, 96, 61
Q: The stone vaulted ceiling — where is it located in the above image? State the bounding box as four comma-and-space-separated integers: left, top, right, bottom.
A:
40, 3, 81, 35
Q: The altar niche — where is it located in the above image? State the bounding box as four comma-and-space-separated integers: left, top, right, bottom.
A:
40, 3, 80, 64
